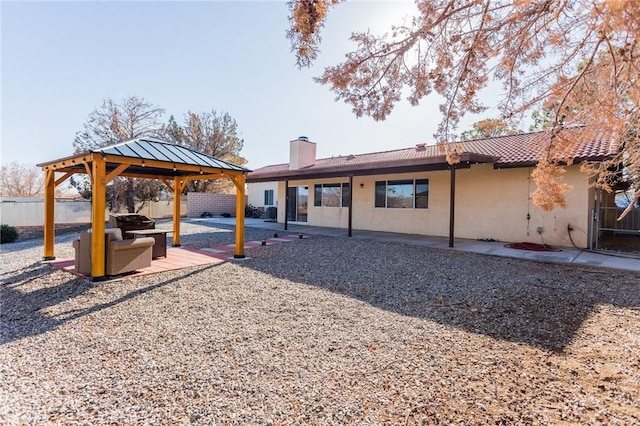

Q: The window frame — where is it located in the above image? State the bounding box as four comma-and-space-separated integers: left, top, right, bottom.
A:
313, 183, 350, 207
263, 189, 274, 206
414, 179, 429, 209
374, 178, 429, 209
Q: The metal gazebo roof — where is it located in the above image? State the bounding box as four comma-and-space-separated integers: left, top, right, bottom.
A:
38, 137, 250, 280
37, 137, 251, 178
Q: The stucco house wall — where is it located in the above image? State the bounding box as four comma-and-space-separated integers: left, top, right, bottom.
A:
265, 164, 593, 247
453, 164, 592, 247
247, 181, 279, 210
248, 132, 614, 249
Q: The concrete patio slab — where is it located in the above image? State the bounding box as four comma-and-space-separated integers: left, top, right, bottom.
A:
195, 217, 640, 273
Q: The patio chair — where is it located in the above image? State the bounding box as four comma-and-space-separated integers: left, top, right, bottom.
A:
72, 228, 155, 276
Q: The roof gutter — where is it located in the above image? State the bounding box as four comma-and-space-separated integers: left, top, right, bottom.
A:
247, 152, 497, 183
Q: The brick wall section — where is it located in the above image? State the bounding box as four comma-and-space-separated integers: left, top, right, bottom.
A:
187, 193, 248, 218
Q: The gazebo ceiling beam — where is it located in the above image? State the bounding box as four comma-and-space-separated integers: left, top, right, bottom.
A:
227, 174, 239, 188
160, 177, 174, 191
40, 158, 83, 171
101, 154, 232, 175
111, 171, 181, 180
54, 171, 74, 187
38, 168, 242, 182
187, 173, 225, 181
105, 163, 130, 184
83, 162, 93, 182
40, 153, 238, 177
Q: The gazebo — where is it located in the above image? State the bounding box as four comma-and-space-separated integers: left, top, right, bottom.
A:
37, 137, 251, 280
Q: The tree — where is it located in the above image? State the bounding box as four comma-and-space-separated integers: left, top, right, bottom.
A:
72, 95, 166, 213
0, 162, 44, 197
161, 110, 247, 193
460, 118, 520, 140
528, 110, 553, 132
288, 0, 640, 211
73, 96, 165, 152
535, 47, 639, 216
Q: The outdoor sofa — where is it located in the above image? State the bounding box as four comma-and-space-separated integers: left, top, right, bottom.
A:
72, 228, 155, 276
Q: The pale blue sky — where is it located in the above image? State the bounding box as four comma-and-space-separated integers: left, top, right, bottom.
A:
1, 0, 501, 170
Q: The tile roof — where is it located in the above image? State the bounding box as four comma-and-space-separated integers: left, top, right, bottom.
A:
248, 129, 616, 182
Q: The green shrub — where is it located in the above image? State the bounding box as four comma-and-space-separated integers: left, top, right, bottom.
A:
0, 224, 19, 244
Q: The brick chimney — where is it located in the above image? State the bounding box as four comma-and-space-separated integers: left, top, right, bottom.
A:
289, 136, 316, 170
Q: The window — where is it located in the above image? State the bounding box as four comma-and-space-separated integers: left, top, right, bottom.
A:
314, 185, 322, 207
322, 183, 341, 207
264, 189, 274, 206
314, 183, 350, 207
375, 181, 386, 208
386, 180, 414, 208
415, 179, 429, 208
341, 183, 351, 208
375, 179, 429, 209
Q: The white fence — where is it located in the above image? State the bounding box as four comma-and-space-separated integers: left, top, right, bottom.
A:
123, 199, 187, 220
0, 197, 187, 227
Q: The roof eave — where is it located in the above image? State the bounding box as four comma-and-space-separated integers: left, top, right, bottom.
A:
247, 152, 497, 183
492, 154, 615, 170
37, 151, 93, 168
37, 140, 251, 174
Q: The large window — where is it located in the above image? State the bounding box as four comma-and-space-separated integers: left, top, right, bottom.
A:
314, 183, 350, 207
264, 189, 274, 206
375, 179, 429, 208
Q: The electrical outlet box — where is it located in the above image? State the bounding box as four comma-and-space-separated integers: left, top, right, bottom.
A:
536, 226, 543, 234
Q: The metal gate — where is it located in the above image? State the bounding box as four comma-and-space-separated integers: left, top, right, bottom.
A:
592, 190, 640, 255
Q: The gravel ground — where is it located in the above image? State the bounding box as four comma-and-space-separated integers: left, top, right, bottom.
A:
1, 220, 639, 424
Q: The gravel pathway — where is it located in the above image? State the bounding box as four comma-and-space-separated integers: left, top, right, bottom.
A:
1, 220, 639, 424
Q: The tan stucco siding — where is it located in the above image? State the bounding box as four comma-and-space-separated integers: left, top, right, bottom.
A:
351, 173, 448, 236
247, 181, 278, 209
453, 164, 591, 247
255, 164, 593, 248
311, 206, 350, 228
277, 181, 287, 223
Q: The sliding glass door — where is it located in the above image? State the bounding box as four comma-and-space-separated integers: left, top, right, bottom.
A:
286, 186, 308, 222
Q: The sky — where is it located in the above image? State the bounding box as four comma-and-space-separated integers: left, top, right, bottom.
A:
1, 0, 503, 171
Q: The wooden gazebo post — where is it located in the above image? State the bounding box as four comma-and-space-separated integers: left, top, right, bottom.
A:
173, 177, 183, 247
90, 155, 107, 279
231, 173, 246, 258
42, 166, 73, 261
43, 169, 56, 260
